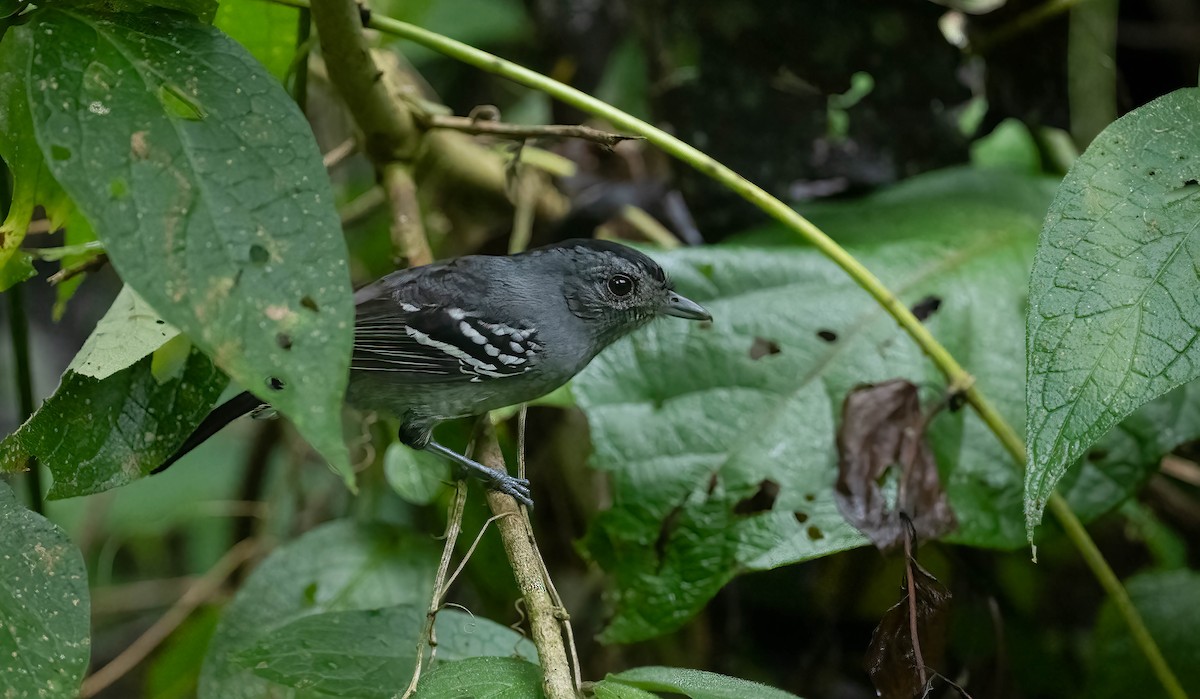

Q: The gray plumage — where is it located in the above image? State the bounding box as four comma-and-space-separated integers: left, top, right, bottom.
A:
155, 239, 711, 506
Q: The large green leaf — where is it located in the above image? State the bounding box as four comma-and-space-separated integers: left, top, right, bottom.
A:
0, 481, 90, 698
1087, 570, 1200, 698
0, 348, 227, 498
604, 667, 803, 699
199, 520, 438, 699
413, 657, 544, 699
232, 606, 537, 697
1025, 88, 1200, 535
0, 23, 68, 290
575, 167, 1199, 642
21, 8, 354, 485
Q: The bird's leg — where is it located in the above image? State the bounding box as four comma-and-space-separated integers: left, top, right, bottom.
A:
424, 440, 533, 508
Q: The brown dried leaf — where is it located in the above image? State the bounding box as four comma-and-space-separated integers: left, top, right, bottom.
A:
834, 379, 956, 551
866, 553, 952, 699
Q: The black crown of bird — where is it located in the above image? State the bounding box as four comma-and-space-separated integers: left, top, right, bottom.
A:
154, 238, 711, 507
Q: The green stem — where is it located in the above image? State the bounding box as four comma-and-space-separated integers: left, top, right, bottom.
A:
291, 7, 311, 112
264, 2, 1186, 695
7, 285, 42, 515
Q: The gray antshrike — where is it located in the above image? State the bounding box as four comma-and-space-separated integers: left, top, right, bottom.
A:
155, 239, 712, 506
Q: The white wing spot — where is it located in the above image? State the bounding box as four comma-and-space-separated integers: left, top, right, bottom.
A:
459, 321, 489, 345
407, 326, 507, 378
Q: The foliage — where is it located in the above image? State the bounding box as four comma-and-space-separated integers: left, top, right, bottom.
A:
0, 1, 1197, 698
6, 5, 355, 487
1025, 88, 1200, 534
0, 481, 90, 698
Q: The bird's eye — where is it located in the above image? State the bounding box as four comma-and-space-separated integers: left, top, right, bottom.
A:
607, 273, 635, 297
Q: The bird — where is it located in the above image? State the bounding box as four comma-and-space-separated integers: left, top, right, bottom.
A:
153, 238, 711, 507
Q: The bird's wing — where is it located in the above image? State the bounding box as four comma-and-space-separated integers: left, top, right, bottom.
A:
351, 275, 543, 384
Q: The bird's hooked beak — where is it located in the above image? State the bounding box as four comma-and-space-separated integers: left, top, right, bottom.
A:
663, 292, 712, 321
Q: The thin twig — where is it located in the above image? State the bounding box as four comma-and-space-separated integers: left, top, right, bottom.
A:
23, 218, 53, 235
47, 253, 108, 286
619, 205, 682, 249
401, 480, 468, 699
514, 406, 581, 689
339, 187, 387, 228
508, 153, 537, 255
971, 0, 1093, 54
473, 421, 575, 699
383, 163, 433, 266
1160, 456, 1200, 487
902, 527, 927, 690
90, 577, 197, 616
443, 512, 514, 594
425, 113, 639, 148
79, 539, 259, 698
322, 137, 357, 169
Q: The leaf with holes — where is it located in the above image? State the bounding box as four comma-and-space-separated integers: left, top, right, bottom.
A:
19, 8, 354, 487
0, 481, 90, 698
1025, 88, 1200, 536
575, 166, 1200, 642
575, 168, 1056, 641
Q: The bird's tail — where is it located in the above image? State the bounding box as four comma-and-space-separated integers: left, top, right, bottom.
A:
152, 391, 265, 474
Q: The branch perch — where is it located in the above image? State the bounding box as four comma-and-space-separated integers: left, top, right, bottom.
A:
423, 114, 640, 148
472, 421, 575, 699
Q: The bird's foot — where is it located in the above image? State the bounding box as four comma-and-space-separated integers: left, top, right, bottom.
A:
425, 440, 534, 508
476, 469, 533, 508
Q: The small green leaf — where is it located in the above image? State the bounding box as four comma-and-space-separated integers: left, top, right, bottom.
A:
383, 441, 448, 505
232, 606, 537, 697
24, 9, 355, 487
0, 349, 227, 498
0, 481, 90, 698
67, 285, 180, 380
608, 667, 803, 699
413, 657, 545, 699
214, 0, 299, 82
1025, 88, 1200, 536
1087, 570, 1200, 698
200, 521, 438, 699
0, 250, 36, 289
970, 118, 1041, 173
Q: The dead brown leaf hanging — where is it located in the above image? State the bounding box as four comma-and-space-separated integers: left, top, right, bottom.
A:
866, 540, 953, 699
834, 379, 957, 552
